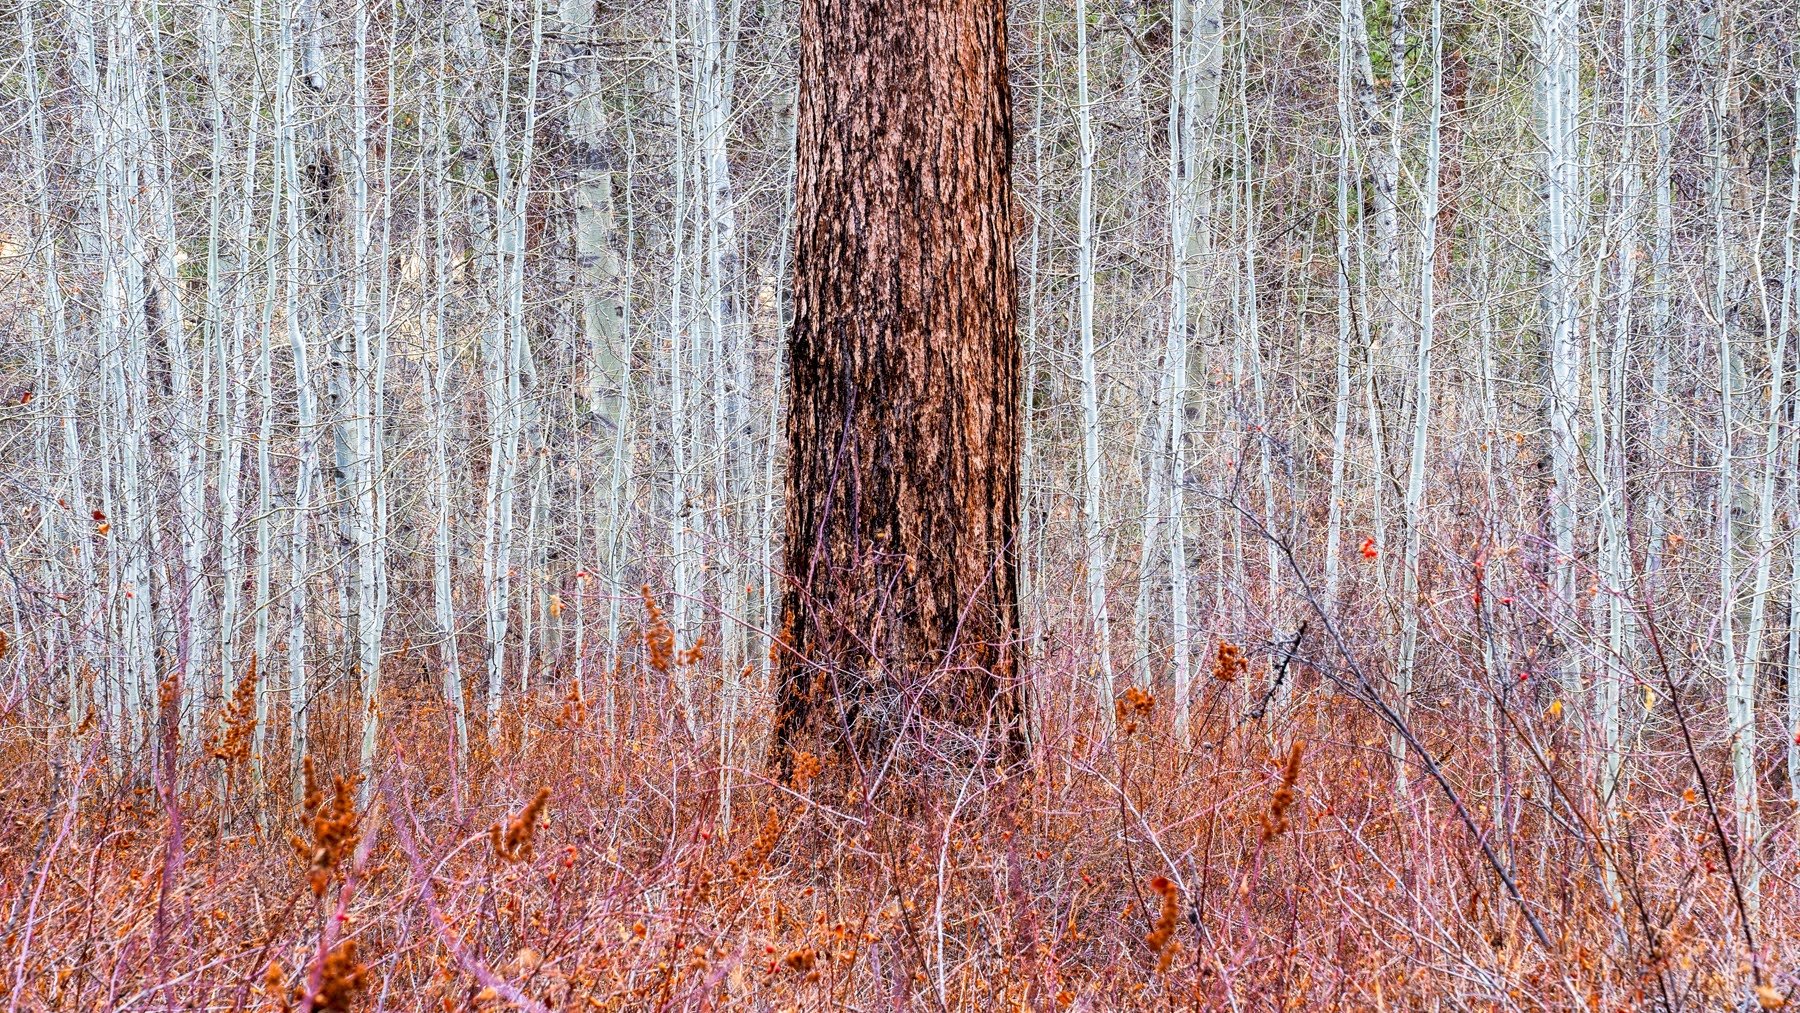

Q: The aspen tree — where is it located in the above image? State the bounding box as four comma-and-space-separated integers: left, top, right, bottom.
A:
21, 0, 98, 740
1707, 4, 1757, 917
1596, 0, 1645, 822
429, 42, 470, 770
1324, 0, 1355, 614
280, 0, 322, 795
1075, 0, 1115, 721
1542, 0, 1585, 701
1392, 0, 1443, 786
1784, 71, 1800, 806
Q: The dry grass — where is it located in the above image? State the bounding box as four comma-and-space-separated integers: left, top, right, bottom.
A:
0, 638, 1792, 1012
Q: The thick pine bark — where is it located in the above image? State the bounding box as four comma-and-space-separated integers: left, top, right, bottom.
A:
774, 0, 1024, 767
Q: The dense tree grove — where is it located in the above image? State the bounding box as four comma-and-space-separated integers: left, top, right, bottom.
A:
2, 0, 1800, 1006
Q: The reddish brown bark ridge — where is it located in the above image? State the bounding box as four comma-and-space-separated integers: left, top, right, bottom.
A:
773, 0, 1026, 771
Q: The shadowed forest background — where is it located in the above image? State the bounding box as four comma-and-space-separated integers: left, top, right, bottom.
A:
2, 0, 1800, 1007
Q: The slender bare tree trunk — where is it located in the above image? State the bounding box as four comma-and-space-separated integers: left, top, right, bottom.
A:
1324, 0, 1355, 614
1596, 0, 1644, 838
280, 0, 320, 795
1075, 0, 1114, 723
428, 48, 470, 773
21, 0, 96, 740
1702, 8, 1758, 918
1783, 73, 1800, 807
1645, 0, 1672, 587
663, 0, 698, 723
1392, 0, 1442, 787
1542, 0, 1584, 702
349, 0, 387, 799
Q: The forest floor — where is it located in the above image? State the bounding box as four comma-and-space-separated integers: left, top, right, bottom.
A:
0, 649, 1790, 1012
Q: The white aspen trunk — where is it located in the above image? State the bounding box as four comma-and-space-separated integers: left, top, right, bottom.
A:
21, 0, 96, 736
1075, 0, 1114, 723
1179, 0, 1223, 739
1392, 0, 1442, 787
482, 30, 520, 744
298, 0, 325, 91
1324, 0, 1355, 614
697, 0, 746, 732
1784, 72, 1800, 807
1596, 0, 1643, 827
757, 96, 794, 719
200, 0, 238, 714
228, 1, 271, 785
1645, 0, 1672, 585
483, 0, 548, 742
1357, 170, 1390, 609
1163, 0, 1194, 741
1348, 0, 1406, 382
1474, 224, 1514, 856
429, 56, 469, 771
1734, 51, 1796, 908
371, 5, 400, 748
1133, 14, 1174, 691
1226, 156, 1250, 645
143, 0, 206, 741
251, 162, 278, 789
605, 130, 642, 733
515, 0, 548, 694
89, 0, 124, 744
664, 0, 698, 724
1708, 18, 1757, 917
111, 0, 158, 756
559, 0, 623, 706
1020, 0, 1047, 698
1237, 32, 1282, 709
1376, 3, 1407, 371
280, 0, 320, 794
350, 0, 386, 799
236, 0, 284, 795
70, 0, 129, 749
1542, 0, 1584, 702
520, 397, 546, 698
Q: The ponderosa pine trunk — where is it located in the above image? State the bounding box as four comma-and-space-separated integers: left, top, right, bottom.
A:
773, 0, 1025, 770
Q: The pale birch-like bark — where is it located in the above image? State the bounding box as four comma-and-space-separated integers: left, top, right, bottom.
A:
1706, 13, 1757, 916
22, 0, 97, 738
1783, 72, 1800, 807
1733, 51, 1796, 903
1162, 0, 1198, 741
106, 0, 159, 755
605, 126, 644, 732
757, 91, 795, 719
1075, 0, 1114, 721
483, 0, 548, 740
349, 0, 387, 798
280, 0, 321, 793
1237, 30, 1282, 709
1392, 0, 1442, 784
1020, 0, 1048, 696
664, 0, 698, 723
1645, 0, 1672, 585
1595, 0, 1644, 821
1323, 0, 1355, 614
428, 50, 470, 771
200, 0, 239, 715
1542, 0, 1585, 701
143, 0, 206, 738
558, 0, 623, 704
